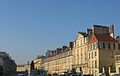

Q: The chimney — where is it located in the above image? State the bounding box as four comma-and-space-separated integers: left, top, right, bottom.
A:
57, 48, 62, 54
69, 42, 74, 49
62, 46, 67, 51
109, 25, 114, 38
86, 29, 92, 36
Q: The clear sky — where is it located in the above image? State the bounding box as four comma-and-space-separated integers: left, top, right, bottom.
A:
0, 0, 120, 64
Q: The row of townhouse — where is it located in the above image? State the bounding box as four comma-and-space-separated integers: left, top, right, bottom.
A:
41, 45, 73, 74
34, 25, 120, 75
0, 52, 16, 76
16, 64, 29, 75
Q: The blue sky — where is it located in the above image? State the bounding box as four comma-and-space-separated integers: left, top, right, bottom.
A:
0, 0, 120, 64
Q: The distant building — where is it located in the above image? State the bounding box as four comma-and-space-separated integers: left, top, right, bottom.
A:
16, 64, 29, 75
0, 52, 16, 76
17, 64, 29, 72
43, 43, 73, 74
33, 55, 45, 70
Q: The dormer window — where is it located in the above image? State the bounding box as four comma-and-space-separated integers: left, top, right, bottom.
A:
113, 43, 115, 49
97, 42, 100, 48
108, 43, 111, 49
93, 43, 95, 49
103, 42, 105, 49
81, 40, 82, 45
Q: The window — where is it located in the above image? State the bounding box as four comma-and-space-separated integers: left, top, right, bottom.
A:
95, 42, 97, 49
108, 43, 111, 49
116, 57, 119, 61
119, 68, 120, 74
95, 60, 97, 68
97, 42, 100, 48
91, 44, 93, 49
81, 40, 82, 45
92, 52, 93, 58
89, 44, 91, 50
92, 61, 94, 68
89, 61, 91, 68
81, 48, 82, 51
76, 40, 79, 47
100, 42, 103, 48
77, 49, 79, 56
93, 43, 95, 49
89, 53, 90, 59
103, 42, 105, 49
81, 48, 83, 58
113, 43, 115, 49
85, 47, 87, 55
84, 37, 86, 43
95, 51, 97, 56
90, 44, 92, 50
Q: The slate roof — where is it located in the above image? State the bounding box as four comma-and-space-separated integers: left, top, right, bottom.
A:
89, 34, 118, 43
78, 32, 88, 37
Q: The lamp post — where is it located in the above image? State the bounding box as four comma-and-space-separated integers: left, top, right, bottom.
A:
79, 64, 83, 76
72, 64, 76, 74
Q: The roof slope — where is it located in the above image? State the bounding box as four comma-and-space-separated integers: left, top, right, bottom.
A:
89, 34, 118, 43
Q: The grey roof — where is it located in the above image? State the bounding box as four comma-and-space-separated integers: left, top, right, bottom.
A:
93, 25, 108, 28
78, 32, 87, 37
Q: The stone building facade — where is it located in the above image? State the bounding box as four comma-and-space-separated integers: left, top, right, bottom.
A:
33, 55, 45, 70
43, 44, 73, 74
17, 64, 29, 73
0, 52, 16, 76
38, 25, 120, 75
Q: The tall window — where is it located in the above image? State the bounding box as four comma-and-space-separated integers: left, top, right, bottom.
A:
103, 42, 105, 49
89, 53, 90, 59
89, 61, 91, 68
97, 42, 100, 48
92, 52, 93, 58
85, 47, 87, 54
108, 43, 111, 49
92, 61, 94, 68
95, 51, 97, 56
77, 49, 79, 64
89, 44, 91, 50
81, 48, 83, 59
95, 60, 97, 68
76, 40, 79, 47
90, 44, 92, 50
116, 57, 119, 61
93, 43, 95, 49
77, 49, 79, 56
113, 43, 115, 49
81, 40, 82, 45
85, 47, 87, 60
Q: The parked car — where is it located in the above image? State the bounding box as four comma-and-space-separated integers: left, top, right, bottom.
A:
17, 73, 25, 76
